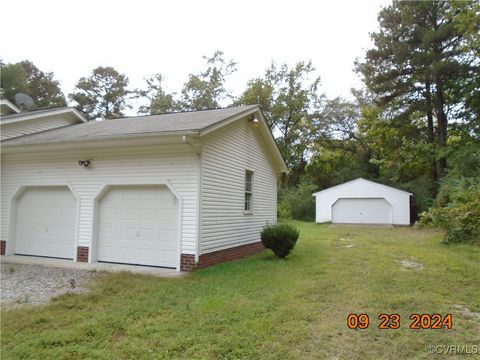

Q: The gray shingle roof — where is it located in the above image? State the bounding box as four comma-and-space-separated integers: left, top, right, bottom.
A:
1, 105, 258, 145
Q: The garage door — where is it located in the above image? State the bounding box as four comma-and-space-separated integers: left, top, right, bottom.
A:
15, 186, 77, 259
332, 198, 392, 224
97, 185, 178, 268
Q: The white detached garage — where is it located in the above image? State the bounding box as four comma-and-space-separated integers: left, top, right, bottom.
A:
313, 178, 411, 225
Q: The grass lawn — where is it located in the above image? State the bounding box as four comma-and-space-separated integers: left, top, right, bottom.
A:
2, 223, 479, 359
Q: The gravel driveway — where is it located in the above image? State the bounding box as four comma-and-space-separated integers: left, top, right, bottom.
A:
1, 263, 97, 308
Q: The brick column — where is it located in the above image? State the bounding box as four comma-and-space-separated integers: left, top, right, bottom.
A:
76, 246, 89, 262
180, 254, 196, 271
0, 241, 6, 255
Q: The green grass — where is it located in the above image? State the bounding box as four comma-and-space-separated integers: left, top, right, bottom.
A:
2, 223, 479, 359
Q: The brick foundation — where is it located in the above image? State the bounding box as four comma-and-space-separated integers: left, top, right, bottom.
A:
76, 246, 89, 262
0, 241, 6, 255
181, 241, 265, 271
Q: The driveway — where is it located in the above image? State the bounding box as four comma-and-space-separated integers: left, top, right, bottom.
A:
1, 263, 96, 308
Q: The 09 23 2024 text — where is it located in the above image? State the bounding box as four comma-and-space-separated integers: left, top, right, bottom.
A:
347, 313, 453, 330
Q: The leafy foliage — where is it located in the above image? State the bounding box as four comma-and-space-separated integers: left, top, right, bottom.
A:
420, 135, 480, 243
360, 1, 478, 175
179, 51, 237, 111
278, 179, 317, 221
135, 74, 179, 114
0, 60, 66, 109
421, 178, 480, 244
238, 61, 324, 186
261, 223, 300, 258
69, 66, 131, 120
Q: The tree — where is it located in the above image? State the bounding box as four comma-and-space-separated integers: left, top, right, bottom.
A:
356, 0, 479, 179
238, 61, 324, 186
310, 96, 379, 178
179, 51, 237, 111
135, 74, 179, 115
69, 66, 131, 120
0, 60, 66, 109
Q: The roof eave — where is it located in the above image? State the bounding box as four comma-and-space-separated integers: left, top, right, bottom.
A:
0, 100, 21, 114
1, 107, 87, 124
1, 129, 201, 149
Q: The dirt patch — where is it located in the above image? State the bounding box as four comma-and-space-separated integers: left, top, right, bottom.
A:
454, 304, 480, 319
399, 259, 425, 270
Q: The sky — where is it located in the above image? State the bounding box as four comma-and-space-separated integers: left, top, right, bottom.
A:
1, 0, 391, 111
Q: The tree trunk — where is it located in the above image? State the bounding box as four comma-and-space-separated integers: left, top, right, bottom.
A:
434, 74, 448, 178
424, 78, 438, 185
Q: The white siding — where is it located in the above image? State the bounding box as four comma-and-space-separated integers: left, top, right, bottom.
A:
200, 118, 278, 254
1, 117, 78, 140
1, 143, 199, 255
314, 178, 411, 225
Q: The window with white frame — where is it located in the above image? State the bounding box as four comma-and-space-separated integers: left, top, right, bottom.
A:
244, 170, 253, 212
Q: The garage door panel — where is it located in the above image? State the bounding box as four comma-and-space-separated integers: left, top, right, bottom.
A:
332, 198, 392, 224
15, 187, 76, 259
98, 186, 178, 267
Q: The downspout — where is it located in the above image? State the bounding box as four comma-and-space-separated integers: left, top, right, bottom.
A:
182, 135, 202, 265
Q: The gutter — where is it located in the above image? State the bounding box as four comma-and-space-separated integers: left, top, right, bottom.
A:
1, 130, 202, 149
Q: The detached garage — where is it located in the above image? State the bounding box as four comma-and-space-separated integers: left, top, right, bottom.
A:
313, 178, 411, 225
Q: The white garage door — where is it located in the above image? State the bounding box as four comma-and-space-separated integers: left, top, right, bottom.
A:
15, 187, 77, 259
97, 186, 178, 268
332, 198, 392, 224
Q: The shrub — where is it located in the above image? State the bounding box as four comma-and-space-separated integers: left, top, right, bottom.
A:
420, 177, 480, 244
261, 223, 300, 258
278, 180, 317, 221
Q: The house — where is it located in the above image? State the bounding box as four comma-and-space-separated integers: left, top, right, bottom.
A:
0, 102, 287, 271
313, 178, 411, 225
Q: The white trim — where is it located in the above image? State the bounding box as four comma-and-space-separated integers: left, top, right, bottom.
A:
1, 107, 87, 124
1, 131, 201, 151
67, 183, 81, 261
91, 180, 183, 271
195, 147, 203, 263
199, 105, 259, 135
256, 110, 289, 173
0, 99, 21, 114
7, 183, 79, 260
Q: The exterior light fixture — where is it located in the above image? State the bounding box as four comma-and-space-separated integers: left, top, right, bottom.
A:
78, 160, 91, 168
250, 115, 259, 128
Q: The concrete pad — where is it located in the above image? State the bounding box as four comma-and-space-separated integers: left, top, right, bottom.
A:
1, 255, 185, 278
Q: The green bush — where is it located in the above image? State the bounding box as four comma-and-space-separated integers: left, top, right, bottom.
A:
420, 177, 480, 244
278, 180, 317, 221
261, 223, 300, 258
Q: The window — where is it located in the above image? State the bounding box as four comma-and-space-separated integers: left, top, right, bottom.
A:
244, 170, 253, 212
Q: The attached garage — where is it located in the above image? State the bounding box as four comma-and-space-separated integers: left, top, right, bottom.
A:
14, 186, 77, 259
1, 104, 287, 271
313, 178, 411, 225
96, 185, 178, 268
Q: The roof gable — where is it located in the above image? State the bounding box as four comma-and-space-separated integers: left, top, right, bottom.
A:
313, 178, 412, 196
